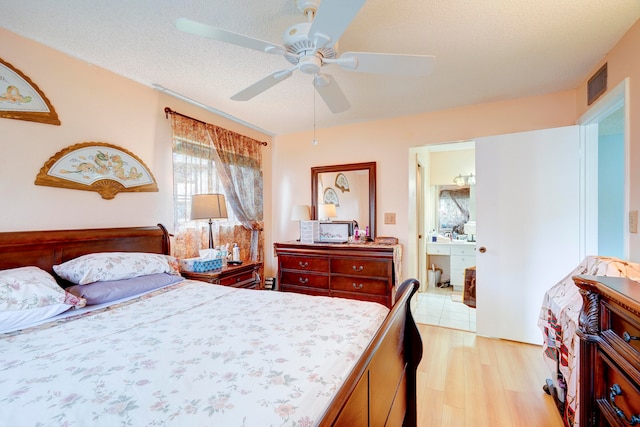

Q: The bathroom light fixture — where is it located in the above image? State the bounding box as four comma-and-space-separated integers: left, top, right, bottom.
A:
453, 173, 475, 186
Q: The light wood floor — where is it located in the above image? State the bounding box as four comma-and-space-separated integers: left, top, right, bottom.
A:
416, 324, 564, 427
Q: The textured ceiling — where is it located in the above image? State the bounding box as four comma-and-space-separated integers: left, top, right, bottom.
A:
1, 0, 639, 135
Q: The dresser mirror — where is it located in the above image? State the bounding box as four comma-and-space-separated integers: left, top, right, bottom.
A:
311, 162, 376, 238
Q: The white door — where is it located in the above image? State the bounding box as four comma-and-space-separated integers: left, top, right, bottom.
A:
475, 126, 581, 344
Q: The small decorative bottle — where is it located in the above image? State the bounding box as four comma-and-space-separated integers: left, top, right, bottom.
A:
232, 243, 240, 262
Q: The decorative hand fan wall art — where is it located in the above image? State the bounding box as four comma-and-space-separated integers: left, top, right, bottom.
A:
335, 172, 349, 192
175, 0, 435, 113
0, 57, 60, 125
35, 142, 158, 200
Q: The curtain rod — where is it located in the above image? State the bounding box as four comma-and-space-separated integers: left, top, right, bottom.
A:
164, 107, 268, 146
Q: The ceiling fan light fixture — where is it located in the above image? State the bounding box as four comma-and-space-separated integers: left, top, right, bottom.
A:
299, 55, 322, 74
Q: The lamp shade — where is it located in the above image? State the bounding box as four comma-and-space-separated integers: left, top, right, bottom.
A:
291, 205, 311, 221
191, 194, 228, 220
318, 203, 337, 220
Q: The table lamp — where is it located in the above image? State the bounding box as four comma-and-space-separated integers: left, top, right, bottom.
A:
191, 193, 228, 250
291, 205, 311, 241
318, 203, 337, 221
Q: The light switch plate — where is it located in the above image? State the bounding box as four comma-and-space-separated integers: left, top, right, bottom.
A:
384, 213, 396, 224
630, 210, 638, 233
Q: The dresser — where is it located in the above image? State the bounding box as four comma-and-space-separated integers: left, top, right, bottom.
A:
273, 242, 401, 308
426, 242, 476, 291
574, 275, 640, 426
181, 261, 262, 289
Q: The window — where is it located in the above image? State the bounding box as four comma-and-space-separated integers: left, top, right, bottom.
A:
172, 137, 238, 228
438, 187, 470, 235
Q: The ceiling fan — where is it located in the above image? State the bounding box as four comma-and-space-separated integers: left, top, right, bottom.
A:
175, 0, 435, 113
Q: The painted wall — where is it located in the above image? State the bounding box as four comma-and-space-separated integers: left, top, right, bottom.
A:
272, 91, 577, 278
599, 133, 625, 258
0, 28, 272, 245
430, 149, 475, 186
576, 20, 640, 260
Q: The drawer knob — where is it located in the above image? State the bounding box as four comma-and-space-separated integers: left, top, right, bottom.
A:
298, 277, 309, 284
623, 331, 640, 343
352, 265, 364, 272
609, 383, 640, 425
298, 261, 309, 268
352, 283, 364, 290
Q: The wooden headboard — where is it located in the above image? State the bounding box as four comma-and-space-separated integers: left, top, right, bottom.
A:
0, 224, 170, 286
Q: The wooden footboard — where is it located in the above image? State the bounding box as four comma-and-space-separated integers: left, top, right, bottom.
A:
319, 278, 423, 427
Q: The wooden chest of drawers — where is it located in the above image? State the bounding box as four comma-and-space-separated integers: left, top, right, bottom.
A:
273, 242, 401, 308
574, 275, 640, 426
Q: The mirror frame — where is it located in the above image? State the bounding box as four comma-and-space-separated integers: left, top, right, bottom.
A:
311, 162, 377, 238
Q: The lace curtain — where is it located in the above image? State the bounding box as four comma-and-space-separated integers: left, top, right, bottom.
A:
170, 113, 264, 263
439, 188, 470, 235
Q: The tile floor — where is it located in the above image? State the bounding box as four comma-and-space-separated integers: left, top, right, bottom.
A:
411, 283, 476, 332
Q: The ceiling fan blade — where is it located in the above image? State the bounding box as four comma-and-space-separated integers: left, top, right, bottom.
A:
231, 69, 293, 101
309, 0, 366, 48
175, 18, 286, 55
313, 73, 350, 114
337, 52, 436, 76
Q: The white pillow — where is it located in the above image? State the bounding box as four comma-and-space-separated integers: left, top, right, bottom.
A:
53, 252, 180, 285
0, 266, 85, 334
0, 266, 66, 311
0, 303, 72, 334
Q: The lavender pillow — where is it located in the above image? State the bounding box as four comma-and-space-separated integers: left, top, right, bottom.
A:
66, 273, 183, 305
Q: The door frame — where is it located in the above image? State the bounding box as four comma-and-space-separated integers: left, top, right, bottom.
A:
577, 78, 630, 260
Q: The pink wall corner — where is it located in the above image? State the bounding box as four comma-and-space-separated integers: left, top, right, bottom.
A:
575, 19, 640, 260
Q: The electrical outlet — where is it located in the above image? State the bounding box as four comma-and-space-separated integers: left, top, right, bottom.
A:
384, 213, 396, 224
630, 210, 638, 233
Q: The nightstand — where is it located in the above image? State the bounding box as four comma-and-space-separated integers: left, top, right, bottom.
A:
181, 261, 262, 289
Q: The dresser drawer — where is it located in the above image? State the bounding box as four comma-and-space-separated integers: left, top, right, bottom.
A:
331, 290, 390, 306
450, 245, 476, 256
281, 284, 330, 297
331, 276, 389, 295
451, 255, 475, 270
426, 244, 450, 255
604, 302, 640, 356
280, 271, 329, 289
331, 258, 390, 278
219, 270, 255, 288
279, 255, 329, 273
596, 351, 640, 424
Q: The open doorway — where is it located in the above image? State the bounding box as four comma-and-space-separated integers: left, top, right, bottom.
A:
409, 141, 476, 332
578, 78, 629, 260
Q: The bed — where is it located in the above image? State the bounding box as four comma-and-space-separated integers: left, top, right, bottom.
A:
0, 224, 422, 426
538, 255, 640, 427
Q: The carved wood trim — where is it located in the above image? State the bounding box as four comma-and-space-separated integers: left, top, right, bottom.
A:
579, 288, 600, 335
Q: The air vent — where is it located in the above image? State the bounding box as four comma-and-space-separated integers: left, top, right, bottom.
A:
587, 63, 607, 105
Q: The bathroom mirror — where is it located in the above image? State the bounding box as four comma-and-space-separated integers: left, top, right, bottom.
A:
311, 162, 376, 238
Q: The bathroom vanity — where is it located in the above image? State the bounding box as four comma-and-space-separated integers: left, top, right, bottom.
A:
426, 241, 476, 290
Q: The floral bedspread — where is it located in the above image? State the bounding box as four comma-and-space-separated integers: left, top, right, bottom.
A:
0, 280, 389, 426
538, 256, 640, 427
